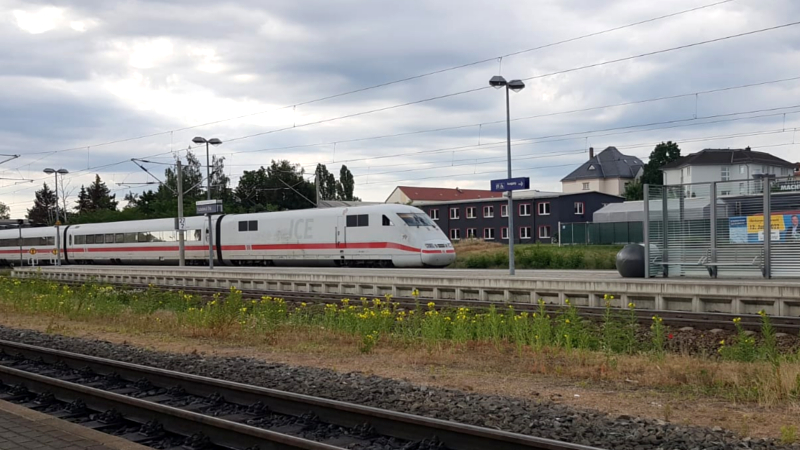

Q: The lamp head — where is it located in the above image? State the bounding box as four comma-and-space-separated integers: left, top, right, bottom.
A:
508, 80, 525, 92
43, 168, 55, 174
56, 168, 69, 174
489, 75, 507, 89
192, 137, 207, 144
208, 138, 222, 146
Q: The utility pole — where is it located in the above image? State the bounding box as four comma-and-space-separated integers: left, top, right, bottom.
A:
177, 159, 185, 266
315, 169, 321, 207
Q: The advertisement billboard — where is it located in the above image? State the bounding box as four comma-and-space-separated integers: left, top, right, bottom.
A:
729, 212, 800, 243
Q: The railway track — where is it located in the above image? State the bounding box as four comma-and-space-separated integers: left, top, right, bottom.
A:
58, 280, 800, 333
0, 339, 602, 450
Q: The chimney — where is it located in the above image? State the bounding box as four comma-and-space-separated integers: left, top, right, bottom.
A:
589, 147, 594, 159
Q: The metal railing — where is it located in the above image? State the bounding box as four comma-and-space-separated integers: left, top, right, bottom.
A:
558, 221, 643, 245
644, 176, 800, 279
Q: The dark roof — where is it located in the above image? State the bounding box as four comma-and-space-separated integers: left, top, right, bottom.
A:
560, 147, 644, 182
392, 186, 502, 202
660, 148, 795, 170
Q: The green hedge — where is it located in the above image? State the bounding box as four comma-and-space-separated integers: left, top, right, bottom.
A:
452, 244, 621, 270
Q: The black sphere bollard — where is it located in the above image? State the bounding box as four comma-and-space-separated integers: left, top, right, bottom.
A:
616, 244, 645, 278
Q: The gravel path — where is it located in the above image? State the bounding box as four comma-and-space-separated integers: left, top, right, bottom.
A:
0, 325, 796, 450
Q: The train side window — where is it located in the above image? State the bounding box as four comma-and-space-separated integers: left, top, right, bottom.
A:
115, 233, 124, 243
95, 234, 104, 244
69, 235, 72, 245
124, 233, 136, 243
86, 235, 94, 244
382, 215, 393, 226
346, 214, 369, 227
238, 221, 247, 232
346, 215, 357, 227
105, 234, 114, 244
248, 220, 258, 231
137, 232, 150, 242
76, 235, 85, 245
194, 229, 202, 241
46, 236, 55, 246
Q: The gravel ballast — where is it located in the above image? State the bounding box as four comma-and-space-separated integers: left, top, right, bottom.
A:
0, 325, 796, 450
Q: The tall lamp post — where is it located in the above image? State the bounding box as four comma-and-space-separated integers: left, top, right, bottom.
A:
191, 136, 222, 269
43, 168, 69, 266
489, 75, 525, 276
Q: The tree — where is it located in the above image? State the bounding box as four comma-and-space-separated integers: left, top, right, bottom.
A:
623, 179, 644, 201
75, 186, 91, 214
0, 202, 9, 220
641, 141, 681, 186
314, 164, 337, 201
235, 160, 316, 212
27, 183, 57, 224
336, 165, 359, 201
85, 174, 118, 212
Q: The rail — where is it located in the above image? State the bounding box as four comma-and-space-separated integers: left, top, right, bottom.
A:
0, 340, 602, 450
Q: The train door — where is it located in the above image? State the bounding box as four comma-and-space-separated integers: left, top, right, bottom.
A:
336, 216, 346, 248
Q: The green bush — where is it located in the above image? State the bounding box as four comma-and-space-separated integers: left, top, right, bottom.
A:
453, 244, 620, 270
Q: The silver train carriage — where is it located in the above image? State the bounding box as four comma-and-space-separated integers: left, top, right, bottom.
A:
0, 204, 455, 268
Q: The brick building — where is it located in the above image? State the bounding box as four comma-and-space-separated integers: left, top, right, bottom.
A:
419, 190, 623, 244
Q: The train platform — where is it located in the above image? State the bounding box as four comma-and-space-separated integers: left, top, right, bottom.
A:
0, 399, 147, 450
14, 265, 800, 317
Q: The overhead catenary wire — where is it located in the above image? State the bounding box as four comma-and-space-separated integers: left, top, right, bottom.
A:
6, 0, 735, 163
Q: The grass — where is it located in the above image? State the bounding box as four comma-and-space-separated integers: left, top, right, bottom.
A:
451, 241, 622, 270
1, 277, 799, 408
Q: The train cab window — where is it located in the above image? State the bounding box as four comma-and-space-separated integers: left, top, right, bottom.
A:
105, 234, 114, 244
382, 215, 393, 226
86, 235, 95, 244
238, 221, 259, 232
346, 214, 369, 227
115, 233, 124, 243
397, 213, 435, 227
194, 229, 202, 241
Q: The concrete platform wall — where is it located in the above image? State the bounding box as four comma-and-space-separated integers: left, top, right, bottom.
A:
12, 267, 800, 317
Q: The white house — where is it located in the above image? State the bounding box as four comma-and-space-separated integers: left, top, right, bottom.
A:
560, 147, 644, 196
661, 148, 796, 195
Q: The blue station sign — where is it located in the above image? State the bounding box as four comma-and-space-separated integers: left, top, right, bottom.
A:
490, 177, 530, 192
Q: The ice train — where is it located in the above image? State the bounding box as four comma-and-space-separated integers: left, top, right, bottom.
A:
0, 204, 455, 268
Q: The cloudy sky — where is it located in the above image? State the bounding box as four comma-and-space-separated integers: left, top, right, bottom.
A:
1, 0, 799, 216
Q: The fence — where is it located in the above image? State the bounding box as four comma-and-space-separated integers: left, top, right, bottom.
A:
558, 221, 643, 245
644, 176, 800, 279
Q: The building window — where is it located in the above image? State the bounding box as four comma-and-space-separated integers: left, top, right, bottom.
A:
466, 228, 477, 238
574, 202, 585, 215
720, 190, 731, 196
539, 226, 551, 239
687, 167, 691, 176
739, 182, 745, 195
519, 204, 531, 216
537, 202, 550, 215
483, 228, 495, 240
501, 227, 508, 240
450, 207, 460, 219
520, 227, 532, 239
582, 182, 589, 190
466, 207, 477, 219
483, 205, 494, 218
721, 166, 730, 181
501, 204, 508, 217
781, 167, 789, 176
449, 229, 461, 240
739, 164, 746, 174
429, 209, 439, 220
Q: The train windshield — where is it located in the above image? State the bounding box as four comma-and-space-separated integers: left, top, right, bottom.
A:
397, 213, 435, 227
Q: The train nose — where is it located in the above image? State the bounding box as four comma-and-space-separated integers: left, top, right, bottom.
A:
421, 241, 456, 267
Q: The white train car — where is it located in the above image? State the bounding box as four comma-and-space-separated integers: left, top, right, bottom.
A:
0, 204, 455, 268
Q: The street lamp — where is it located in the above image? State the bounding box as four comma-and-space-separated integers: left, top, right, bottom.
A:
191, 136, 223, 269
43, 168, 69, 266
489, 75, 525, 276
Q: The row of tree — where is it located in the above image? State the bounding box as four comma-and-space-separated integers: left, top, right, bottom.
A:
622, 141, 681, 200
25, 151, 360, 225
